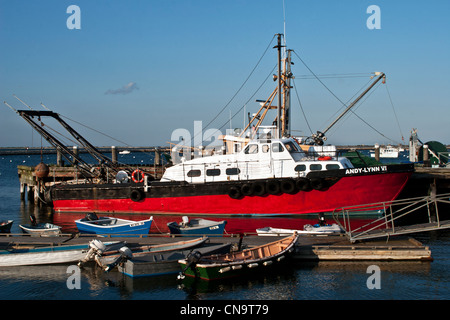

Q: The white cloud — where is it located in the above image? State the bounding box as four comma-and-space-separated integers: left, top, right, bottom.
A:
105, 82, 139, 95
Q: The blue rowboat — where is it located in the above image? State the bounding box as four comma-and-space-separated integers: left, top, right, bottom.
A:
167, 216, 227, 236
75, 214, 153, 236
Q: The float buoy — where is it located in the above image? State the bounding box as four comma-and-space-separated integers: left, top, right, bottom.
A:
131, 169, 145, 183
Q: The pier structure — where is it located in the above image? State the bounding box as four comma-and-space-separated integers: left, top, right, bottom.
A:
17, 145, 168, 205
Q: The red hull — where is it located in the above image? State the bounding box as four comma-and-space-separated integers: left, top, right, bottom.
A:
52, 171, 411, 216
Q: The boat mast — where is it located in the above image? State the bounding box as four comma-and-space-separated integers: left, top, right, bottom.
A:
275, 33, 284, 139
282, 49, 293, 138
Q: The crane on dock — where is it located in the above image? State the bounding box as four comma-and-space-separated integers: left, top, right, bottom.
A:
4, 101, 121, 182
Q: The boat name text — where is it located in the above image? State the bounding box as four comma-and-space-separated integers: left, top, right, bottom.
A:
345, 166, 387, 175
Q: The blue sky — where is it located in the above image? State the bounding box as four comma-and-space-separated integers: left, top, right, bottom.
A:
1, 0, 449, 148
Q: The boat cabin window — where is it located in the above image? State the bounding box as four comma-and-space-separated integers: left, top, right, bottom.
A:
206, 168, 221, 176
284, 141, 300, 153
226, 168, 240, 175
262, 144, 269, 153
244, 144, 258, 154
272, 142, 284, 153
187, 169, 201, 177
310, 164, 322, 171
294, 164, 307, 172
326, 164, 340, 170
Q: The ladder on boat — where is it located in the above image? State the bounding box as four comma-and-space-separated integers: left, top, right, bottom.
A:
332, 192, 450, 243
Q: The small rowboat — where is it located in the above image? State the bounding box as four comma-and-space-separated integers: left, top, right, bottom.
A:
19, 216, 61, 237
256, 213, 344, 236
96, 236, 209, 266
75, 213, 153, 236
167, 216, 227, 236
0, 240, 123, 267
0, 220, 13, 233
256, 224, 343, 236
178, 233, 299, 281
19, 223, 62, 237
115, 243, 232, 278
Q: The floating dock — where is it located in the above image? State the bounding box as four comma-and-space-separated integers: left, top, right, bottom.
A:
0, 233, 433, 262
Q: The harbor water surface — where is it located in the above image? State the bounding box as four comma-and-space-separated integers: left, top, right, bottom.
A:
0, 152, 449, 300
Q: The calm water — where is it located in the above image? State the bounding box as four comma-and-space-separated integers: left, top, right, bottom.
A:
0, 152, 449, 301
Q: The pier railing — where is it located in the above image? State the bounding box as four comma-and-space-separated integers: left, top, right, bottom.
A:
332, 192, 450, 242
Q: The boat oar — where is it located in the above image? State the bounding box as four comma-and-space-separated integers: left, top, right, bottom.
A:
177, 250, 203, 280
104, 246, 133, 272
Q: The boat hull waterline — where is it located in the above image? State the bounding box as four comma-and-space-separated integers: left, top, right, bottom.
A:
51, 165, 412, 216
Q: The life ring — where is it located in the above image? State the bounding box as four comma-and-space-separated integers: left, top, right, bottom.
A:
130, 189, 144, 202
280, 179, 297, 194
132, 169, 145, 183
228, 187, 242, 199
318, 156, 332, 161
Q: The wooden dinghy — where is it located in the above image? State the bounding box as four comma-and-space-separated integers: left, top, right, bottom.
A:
178, 233, 299, 281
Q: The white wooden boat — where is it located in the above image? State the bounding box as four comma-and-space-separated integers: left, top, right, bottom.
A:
19, 223, 62, 237
0, 240, 123, 267
256, 224, 343, 236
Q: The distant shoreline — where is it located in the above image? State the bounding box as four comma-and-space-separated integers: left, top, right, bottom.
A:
0, 144, 420, 155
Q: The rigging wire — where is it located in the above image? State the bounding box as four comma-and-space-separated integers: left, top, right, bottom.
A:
292, 78, 313, 135
190, 35, 277, 145
291, 50, 397, 143
212, 64, 278, 135
385, 83, 405, 142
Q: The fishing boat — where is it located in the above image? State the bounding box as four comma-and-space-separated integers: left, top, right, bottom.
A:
0, 220, 13, 233
75, 213, 153, 236
96, 236, 209, 266
114, 243, 232, 278
177, 233, 299, 281
167, 216, 227, 236
10, 34, 413, 217
0, 239, 122, 267
370, 145, 403, 158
